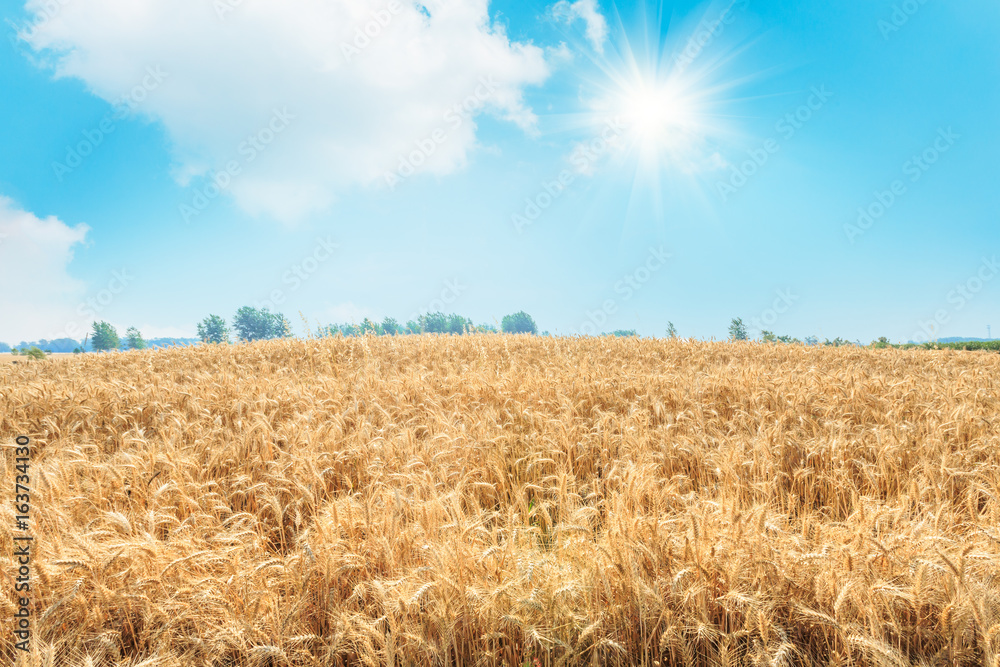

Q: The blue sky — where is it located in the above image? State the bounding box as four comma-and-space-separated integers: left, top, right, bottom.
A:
1, 0, 998, 344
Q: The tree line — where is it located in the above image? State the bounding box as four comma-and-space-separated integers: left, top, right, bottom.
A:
3, 309, 542, 356
7, 311, 994, 355
194, 308, 540, 343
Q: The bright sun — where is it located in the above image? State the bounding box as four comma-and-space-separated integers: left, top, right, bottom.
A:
556, 4, 755, 224
626, 87, 687, 135
618, 81, 701, 156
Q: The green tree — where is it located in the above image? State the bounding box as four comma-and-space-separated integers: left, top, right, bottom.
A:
501, 311, 537, 334
760, 330, 777, 343
125, 327, 146, 350
419, 312, 448, 333
728, 318, 748, 341
360, 318, 381, 335
274, 313, 293, 338
610, 329, 637, 337
91, 321, 120, 352
381, 317, 400, 335
666, 321, 678, 338
197, 315, 231, 344
21, 346, 47, 360
233, 307, 289, 342
446, 313, 472, 334
872, 336, 891, 349
232, 307, 263, 341
321, 322, 361, 337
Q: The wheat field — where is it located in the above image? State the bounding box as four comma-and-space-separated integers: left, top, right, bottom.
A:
2, 336, 999, 667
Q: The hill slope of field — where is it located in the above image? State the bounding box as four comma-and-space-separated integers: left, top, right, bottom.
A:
2, 337, 999, 666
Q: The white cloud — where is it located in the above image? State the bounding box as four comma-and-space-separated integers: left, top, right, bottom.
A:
552, 0, 608, 54
547, 42, 575, 65
21, 0, 551, 223
0, 196, 90, 343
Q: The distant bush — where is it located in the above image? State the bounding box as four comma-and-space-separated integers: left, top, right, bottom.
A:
823, 337, 856, 347
501, 311, 537, 334
760, 331, 801, 344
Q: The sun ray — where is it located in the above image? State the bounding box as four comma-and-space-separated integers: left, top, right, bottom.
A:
537, 0, 770, 243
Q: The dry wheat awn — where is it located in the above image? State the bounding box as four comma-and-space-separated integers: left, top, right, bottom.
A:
1, 336, 998, 666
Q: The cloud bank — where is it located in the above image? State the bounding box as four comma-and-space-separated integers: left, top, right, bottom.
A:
0, 196, 89, 342
21, 0, 551, 222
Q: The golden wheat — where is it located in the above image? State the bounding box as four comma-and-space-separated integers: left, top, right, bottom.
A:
2, 336, 999, 666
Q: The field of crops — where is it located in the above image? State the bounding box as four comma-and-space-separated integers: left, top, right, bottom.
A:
2, 336, 999, 667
